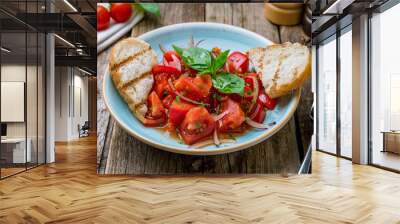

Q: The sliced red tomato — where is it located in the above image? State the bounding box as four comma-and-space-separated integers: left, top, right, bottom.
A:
226, 51, 249, 73
179, 107, 215, 145
152, 64, 181, 78
258, 93, 277, 110
163, 51, 182, 74
97, 6, 110, 31
218, 99, 245, 132
174, 77, 204, 102
147, 91, 166, 119
154, 73, 172, 98
162, 94, 174, 109
193, 74, 212, 98
139, 91, 167, 127
169, 100, 195, 126
253, 108, 266, 123
110, 3, 132, 23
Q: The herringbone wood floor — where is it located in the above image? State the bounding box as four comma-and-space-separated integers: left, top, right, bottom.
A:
1, 135, 399, 223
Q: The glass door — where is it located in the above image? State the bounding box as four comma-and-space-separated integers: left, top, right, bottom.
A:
370, 3, 400, 171
1, 31, 28, 178
0, 0, 46, 179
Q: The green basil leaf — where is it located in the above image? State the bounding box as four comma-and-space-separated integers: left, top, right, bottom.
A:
182, 47, 212, 71
212, 50, 229, 73
172, 45, 184, 56
212, 73, 244, 96
137, 3, 161, 18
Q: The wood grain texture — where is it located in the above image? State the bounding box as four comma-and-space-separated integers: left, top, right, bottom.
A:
98, 3, 312, 174
1, 136, 400, 223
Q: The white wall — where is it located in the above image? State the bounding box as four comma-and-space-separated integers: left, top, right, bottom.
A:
54, 67, 89, 141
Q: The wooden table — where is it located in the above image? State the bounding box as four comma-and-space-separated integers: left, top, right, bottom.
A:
97, 3, 312, 175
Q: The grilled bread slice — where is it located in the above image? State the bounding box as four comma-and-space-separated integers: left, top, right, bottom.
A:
248, 42, 311, 98
109, 37, 157, 116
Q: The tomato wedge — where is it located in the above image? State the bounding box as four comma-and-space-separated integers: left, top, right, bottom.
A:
152, 65, 181, 78
218, 99, 245, 132
180, 107, 215, 145
147, 91, 166, 119
174, 77, 205, 102
137, 91, 167, 127
154, 73, 173, 98
169, 100, 195, 126
252, 108, 266, 123
162, 94, 174, 109
193, 74, 212, 98
258, 93, 277, 110
226, 51, 249, 73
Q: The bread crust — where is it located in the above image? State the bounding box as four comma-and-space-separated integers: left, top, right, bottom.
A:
109, 37, 157, 116
248, 42, 311, 98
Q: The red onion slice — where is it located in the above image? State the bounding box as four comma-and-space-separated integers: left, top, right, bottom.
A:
212, 111, 229, 121
245, 117, 270, 129
191, 139, 236, 148
167, 79, 209, 106
213, 128, 220, 146
159, 44, 167, 54
248, 103, 261, 120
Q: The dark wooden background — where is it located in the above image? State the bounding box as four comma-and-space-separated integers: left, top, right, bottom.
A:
97, 3, 312, 175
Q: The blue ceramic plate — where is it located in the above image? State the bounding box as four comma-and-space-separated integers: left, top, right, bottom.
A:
103, 22, 301, 155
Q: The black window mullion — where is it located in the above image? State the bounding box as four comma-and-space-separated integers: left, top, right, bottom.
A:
25, 0, 28, 171
36, 0, 39, 168
316, 44, 320, 151
336, 27, 341, 157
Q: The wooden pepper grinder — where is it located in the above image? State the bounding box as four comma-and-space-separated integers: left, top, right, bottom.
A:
264, 3, 304, 26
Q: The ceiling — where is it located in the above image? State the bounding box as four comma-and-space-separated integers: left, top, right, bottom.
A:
0, 0, 96, 74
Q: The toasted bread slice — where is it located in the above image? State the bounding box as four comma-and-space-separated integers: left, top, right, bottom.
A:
109, 37, 157, 116
248, 42, 311, 98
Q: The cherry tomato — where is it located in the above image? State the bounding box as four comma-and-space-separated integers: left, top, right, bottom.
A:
110, 3, 132, 23
218, 99, 245, 132
169, 100, 195, 126
97, 6, 110, 31
152, 64, 181, 78
180, 107, 215, 145
226, 51, 249, 73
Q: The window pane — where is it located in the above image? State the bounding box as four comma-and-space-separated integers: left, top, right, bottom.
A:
318, 37, 337, 154
340, 29, 352, 158
371, 3, 400, 171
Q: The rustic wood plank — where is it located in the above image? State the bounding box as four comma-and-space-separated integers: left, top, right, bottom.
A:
279, 25, 313, 155
232, 3, 280, 44
279, 25, 310, 45
96, 49, 111, 168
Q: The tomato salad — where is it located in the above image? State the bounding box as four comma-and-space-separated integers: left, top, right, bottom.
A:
137, 40, 278, 146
